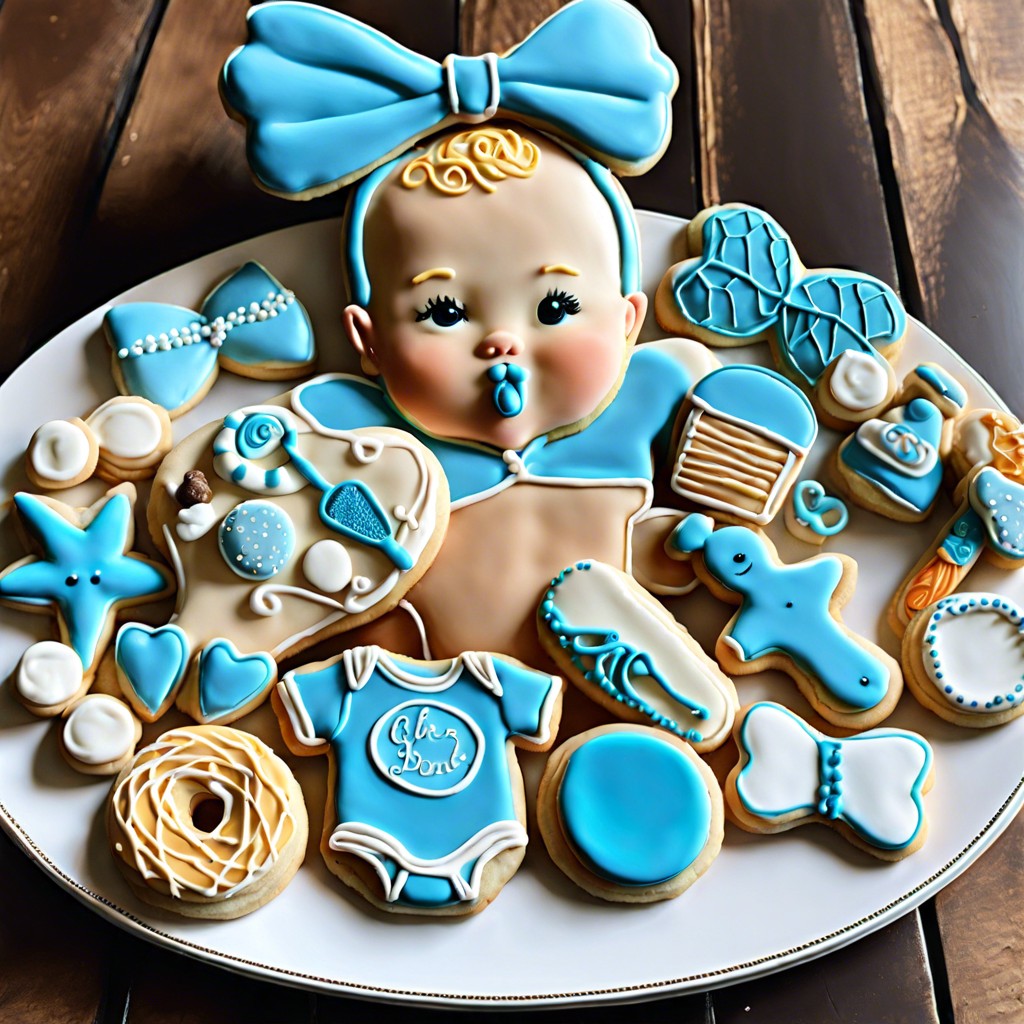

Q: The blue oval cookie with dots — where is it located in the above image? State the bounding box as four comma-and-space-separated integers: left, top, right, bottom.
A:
218, 500, 295, 580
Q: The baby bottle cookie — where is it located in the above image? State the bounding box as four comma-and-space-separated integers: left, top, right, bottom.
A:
670, 514, 903, 729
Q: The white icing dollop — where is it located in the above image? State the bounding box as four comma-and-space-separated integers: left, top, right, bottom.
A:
303, 539, 354, 593
63, 695, 137, 765
30, 420, 92, 481
829, 351, 890, 412
177, 501, 218, 542
17, 641, 84, 708
87, 400, 164, 460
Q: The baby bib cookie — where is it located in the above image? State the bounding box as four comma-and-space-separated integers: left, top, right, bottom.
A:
107, 725, 307, 919
902, 593, 1024, 728
726, 702, 934, 860
537, 560, 737, 751
128, 396, 449, 725
274, 645, 562, 916
537, 724, 723, 902
671, 514, 903, 729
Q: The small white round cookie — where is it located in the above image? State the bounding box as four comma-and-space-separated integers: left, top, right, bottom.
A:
26, 418, 99, 490
60, 694, 141, 775
86, 396, 173, 482
13, 640, 88, 717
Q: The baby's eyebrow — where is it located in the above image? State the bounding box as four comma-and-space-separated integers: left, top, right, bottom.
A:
411, 267, 456, 285
540, 264, 581, 277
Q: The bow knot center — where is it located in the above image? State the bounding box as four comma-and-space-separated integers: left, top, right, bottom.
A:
444, 53, 500, 121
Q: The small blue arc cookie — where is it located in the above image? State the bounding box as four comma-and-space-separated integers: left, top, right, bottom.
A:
539, 725, 723, 902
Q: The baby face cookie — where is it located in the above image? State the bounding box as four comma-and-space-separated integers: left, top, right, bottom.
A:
902, 593, 1024, 727
537, 724, 723, 902
537, 560, 737, 751
726, 702, 934, 860
671, 514, 903, 729
127, 396, 450, 725
107, 725, 308, 919
274, 645, 562, 916
655, 204, 906, 427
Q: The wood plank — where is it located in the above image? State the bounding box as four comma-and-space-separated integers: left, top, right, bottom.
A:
860, 0, 1024, 411
81, 0, 458, 318
461, 0, 697, 217
0, 831, 114, 1023
933, 812, 1024, 1023
0, 0, 164, 377
693, 0, 899, 287
711, 913, 940, 1024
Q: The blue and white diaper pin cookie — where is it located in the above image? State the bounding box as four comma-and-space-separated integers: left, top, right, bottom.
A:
670, 514, 903, 729
726, 702, 934, 860
104, 262, 316, 417
274, 645, 562, 914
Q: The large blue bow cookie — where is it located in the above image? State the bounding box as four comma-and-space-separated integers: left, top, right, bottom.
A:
104, 261, 316, 417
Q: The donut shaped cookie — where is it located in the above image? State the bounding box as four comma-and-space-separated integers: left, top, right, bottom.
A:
107, 725, 307, 919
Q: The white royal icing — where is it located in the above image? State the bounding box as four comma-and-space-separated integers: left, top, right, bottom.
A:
176, 501, 218, 542
302, 539, 354, 593
30, 420, 92, 482
17, 640, 84, 708
829, 351, 890, 412
63, 695, 136, 765
86, 400, 164, 460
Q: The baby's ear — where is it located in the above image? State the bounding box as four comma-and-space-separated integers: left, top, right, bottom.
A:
624, 291, 648, 343
343, 305, 380, 376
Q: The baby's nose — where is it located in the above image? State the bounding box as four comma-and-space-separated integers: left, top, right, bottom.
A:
475, 331, 523, 360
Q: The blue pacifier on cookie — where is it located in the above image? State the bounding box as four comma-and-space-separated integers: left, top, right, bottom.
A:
487, 363, 529, 418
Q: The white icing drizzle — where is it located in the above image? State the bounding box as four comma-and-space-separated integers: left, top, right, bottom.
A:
829, 350, 890, 412
86, 400, 164, 460
30, 420, 92, 482
63, 695, 136, 765
109, 726, 298, 900
17, 641, 84, 708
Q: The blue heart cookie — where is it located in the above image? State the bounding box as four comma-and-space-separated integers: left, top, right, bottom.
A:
197, 639, 276, 721
115, 623, 190, 718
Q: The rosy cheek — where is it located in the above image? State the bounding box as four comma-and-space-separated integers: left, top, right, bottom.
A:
536, 329, 627, 416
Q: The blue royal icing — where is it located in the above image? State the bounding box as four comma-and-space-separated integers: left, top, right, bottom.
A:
792, 480, 849, 537
218, 500, 296, 580
969, 468, 1024, 561
197, 639, 276, 721
667, 206, 905, 387
913, 363, 967, 408
115, 622, 190, 716
558, 731, 712, 887
0, 493, 170, 669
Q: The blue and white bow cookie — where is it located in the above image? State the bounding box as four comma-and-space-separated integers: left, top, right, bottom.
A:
731, 702, 933, 853
104, 262, 316, 417
221, 0, 678, 196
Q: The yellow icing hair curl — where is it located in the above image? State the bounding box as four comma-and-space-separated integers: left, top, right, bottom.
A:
401, 127, 540, 196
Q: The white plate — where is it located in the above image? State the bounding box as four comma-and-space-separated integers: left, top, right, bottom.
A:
0, 214, 1021, 1008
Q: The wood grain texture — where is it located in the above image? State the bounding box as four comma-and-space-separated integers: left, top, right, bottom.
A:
461, 0, 697, 217
0, 832, 115, 1023
82, 0, 458, 318
933, 812, 1024, 1023
0, 0, 163, 376
712, 913, 940, 1024
693, 0, 898, 287
861, 0, 1024, 412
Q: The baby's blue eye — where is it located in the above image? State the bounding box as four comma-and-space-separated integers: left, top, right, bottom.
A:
537, 289, 581, 326
415, 295, 467, 328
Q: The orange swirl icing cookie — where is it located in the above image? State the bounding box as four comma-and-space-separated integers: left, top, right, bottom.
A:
107, 725, 307, 919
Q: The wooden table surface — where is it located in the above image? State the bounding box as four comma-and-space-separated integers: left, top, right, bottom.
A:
2, 1, 1023, 1020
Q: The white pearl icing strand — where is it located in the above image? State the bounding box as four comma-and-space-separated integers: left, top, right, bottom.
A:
63, 695, 138, 766
829, 350, 890, 412
29, 420, 93, 482
17, 641, 84, 709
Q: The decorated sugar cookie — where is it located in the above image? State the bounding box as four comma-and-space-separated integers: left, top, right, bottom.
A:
117, 400, 450, 724
60, 694, 141, 776
274, 646, 562, 916
902, 593, 1024, 727
654, 204, 906, 427
537, 560, 737, 750
104, 261, 316, 417
671, 364, 818, 526
671, 514, 902, 729
537, 724, 723, 902
12, 640, 88, 717
0, 485, 173, 677
107, 725, 308, 919
726, 702, 934, 860
784, 480, 849, 545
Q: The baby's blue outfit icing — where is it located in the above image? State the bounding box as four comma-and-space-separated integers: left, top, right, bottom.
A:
281, 647, 556, 907
292, 344, 692, 508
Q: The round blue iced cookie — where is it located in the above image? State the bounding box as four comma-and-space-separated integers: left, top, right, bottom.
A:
540, 725, 723, 902
218, 500, 295, 580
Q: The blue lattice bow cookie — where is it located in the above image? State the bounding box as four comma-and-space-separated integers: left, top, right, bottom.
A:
655, 204, 907, 425
220, 0, 678, 197
728, 702, 933, 856
104, 262, 316, 417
